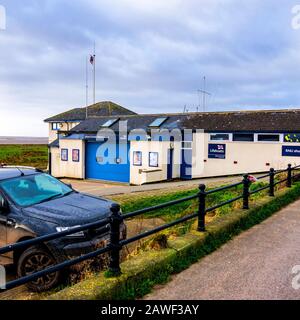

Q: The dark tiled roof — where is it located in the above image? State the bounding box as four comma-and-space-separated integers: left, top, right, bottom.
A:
44, 101, 137, 122
69, 109, 300, 133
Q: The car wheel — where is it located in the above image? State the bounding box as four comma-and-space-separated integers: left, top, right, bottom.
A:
17, 245, 61, 292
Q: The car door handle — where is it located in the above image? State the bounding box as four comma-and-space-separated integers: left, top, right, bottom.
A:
7, 218, 16, 227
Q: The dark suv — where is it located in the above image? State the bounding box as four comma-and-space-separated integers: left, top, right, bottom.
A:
0, 166, 126, 292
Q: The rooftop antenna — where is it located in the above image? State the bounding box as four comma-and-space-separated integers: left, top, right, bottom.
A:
197, 90, 201, 112
197, 76, 211, 112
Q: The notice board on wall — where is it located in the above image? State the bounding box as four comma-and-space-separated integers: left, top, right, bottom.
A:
208, 144, 226, 159
282, 145, 300, 157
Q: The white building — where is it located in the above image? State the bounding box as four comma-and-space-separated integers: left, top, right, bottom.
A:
45, 102, 300, 185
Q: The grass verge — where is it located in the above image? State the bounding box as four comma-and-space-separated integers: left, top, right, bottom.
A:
0, 144, 48, 169
111, 179, 285, 222
47, 182, 300, 300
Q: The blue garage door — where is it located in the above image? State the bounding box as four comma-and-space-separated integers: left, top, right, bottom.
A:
86, 141, 130, 183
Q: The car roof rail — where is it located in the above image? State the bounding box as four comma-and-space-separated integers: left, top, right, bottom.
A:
0, 164, 43, 172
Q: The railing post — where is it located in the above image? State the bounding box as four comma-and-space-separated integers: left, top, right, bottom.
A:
269, 168, 275, 197
108, 203, 122, 276
242, 174, 250, 209
197, 184, 206, 232
287, 164, 292, 188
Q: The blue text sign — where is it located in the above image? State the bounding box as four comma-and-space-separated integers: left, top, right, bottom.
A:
282, 145, 300, 157
208, 144, 226, 159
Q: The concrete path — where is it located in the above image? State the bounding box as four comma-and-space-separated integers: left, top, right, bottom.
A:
145, 199, 300, 300
62, 176, 240, 197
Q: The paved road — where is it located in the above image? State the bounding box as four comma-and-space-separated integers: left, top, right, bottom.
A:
145, 199, 300, 300
62, 176, 240, 197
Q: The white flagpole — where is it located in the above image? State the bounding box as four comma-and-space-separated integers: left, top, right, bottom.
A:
86, 56, 88, 119
203, 76, 206, 112
93, 42, 96, 105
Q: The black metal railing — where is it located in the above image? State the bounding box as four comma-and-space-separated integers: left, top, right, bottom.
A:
1, 163, 300, 291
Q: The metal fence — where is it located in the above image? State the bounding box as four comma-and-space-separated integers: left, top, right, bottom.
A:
1, 164, 300, 291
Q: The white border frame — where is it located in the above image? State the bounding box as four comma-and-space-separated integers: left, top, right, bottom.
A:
209, 133, 232, 142
254, 133, 283, 143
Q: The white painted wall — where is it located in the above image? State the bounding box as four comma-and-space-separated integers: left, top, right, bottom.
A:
50, 133, 300, 185
129, 140, 181, 185
131, 132, 300, 184
192, 131, 205, 178
193, 132, 300, 178
50, 139, 85, 179
48, 122, 80, 143
50, 147, 61, 177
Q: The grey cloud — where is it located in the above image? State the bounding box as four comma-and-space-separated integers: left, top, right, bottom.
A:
0, 0, 300, 136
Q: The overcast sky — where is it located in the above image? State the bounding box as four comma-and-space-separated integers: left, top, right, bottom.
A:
1, 0, 300, 136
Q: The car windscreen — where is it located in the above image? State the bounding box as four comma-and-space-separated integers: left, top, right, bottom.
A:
0, 173, 72, 207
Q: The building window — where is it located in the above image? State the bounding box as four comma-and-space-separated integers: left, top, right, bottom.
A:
284, 133, 300, 143
233, 133, 254, 142
72, 149, 80, 162
52, 123, 60, 130
210, 134, 230, 141
61, 149, 68, 161
133, 151, 142, 166
149, 152, 159, 167
257, 134, 280, 142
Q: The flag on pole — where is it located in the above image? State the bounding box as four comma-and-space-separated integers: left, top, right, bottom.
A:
90, 54, 95, 65
91, 42, 96, 104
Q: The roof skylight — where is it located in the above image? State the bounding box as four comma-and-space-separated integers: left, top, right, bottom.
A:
149, 117, 168, 128
101, 118, 119, 128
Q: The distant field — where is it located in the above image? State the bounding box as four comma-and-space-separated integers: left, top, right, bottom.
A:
0, 136, 48, 144
0, 145, 48, 169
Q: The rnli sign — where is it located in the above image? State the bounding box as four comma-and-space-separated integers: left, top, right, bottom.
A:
282, 145, 300, 157
208, 144, 226, 159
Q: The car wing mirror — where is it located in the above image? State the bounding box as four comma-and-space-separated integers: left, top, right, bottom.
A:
0, 197, 9, 214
